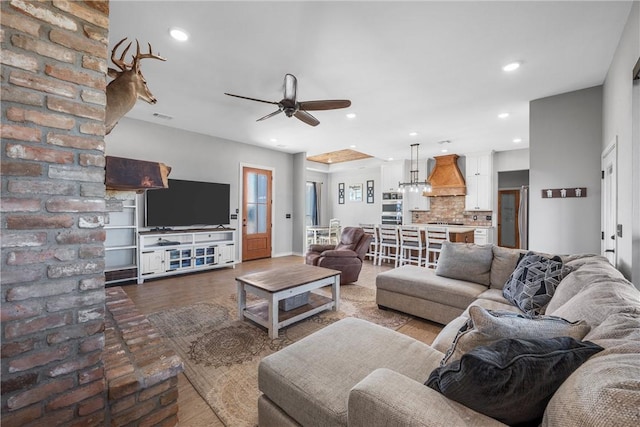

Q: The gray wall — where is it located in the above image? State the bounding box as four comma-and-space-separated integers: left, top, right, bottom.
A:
529, 86, 603, 255
499, 170, 529, 189
292, 153, 306, 256
602, 1, 639, 283
105, 117, 296, 258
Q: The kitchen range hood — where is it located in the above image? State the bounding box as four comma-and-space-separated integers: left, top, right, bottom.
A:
426, 154, 466, 196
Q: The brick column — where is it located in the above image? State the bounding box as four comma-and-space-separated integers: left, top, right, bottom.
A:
1, 1, 109, 426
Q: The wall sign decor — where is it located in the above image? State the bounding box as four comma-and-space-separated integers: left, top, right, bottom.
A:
366, 180, 374, 204
349, 183, 363, 202
541, 187, 587, 198
338, 183, 345, 204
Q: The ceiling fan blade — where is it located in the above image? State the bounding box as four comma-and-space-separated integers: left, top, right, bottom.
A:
257, 109, 283, 121
298, 99, 352, 111
284, 74, 297, 102
294, 110, 320, 127
225, 93, 279, 105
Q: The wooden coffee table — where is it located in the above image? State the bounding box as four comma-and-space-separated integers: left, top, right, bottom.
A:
236, 264, 341, 339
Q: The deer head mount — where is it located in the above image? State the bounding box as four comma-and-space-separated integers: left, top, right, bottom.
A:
105, 38, 166, 135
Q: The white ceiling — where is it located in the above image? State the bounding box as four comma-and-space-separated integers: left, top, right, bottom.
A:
107, 1, 632, 163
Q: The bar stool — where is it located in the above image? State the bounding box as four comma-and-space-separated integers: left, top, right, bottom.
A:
426, 226, 449, 268
377, 224, 400, 267
399, 225, 426, 266
360, 223, 379, 264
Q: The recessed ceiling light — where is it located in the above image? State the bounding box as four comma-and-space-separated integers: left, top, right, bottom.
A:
269, 138, 277, 143
503, 62, 521, 72
388, 157, 394, 161
513, 138, 522, 143
169, 27, 189, 41
441, 149, 449, 153
346, 113, 356, 119
498, 112, 510, 119
409, 132, 418, 136
349, 144, 357, 148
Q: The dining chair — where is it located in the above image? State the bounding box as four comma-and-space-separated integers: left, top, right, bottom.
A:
399, 225, 426, 266
377, 224, 400, 267
359, 223, 379, 264
320, 218, 341, 245
425, 226, 450, 268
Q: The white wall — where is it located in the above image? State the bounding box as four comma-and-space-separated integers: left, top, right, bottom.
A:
602, 1, 639, 282
328, 166, 382, 228
105, 117, 296, 258
529, 86, 603, 255
494, 148, 529, 172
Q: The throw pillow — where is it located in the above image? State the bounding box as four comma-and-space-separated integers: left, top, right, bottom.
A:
426, 337, 603, 426
489, 246, 526, 289
435, 242, 493, 286
503, 252, 572, 316
441, 305, 591, 364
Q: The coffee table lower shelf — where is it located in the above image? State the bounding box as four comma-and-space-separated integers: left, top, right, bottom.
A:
243, 293, 333, 334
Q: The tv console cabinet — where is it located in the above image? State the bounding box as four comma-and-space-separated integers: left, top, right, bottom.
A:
138, 228, 237, 284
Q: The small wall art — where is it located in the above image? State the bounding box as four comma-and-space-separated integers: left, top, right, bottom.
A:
541, 187, 587, 198
366, 180, 374, 204
338, 183, 345, 204
349, 183, 363, 202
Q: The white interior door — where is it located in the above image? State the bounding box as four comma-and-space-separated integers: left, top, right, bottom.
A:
601, 139, 617, 265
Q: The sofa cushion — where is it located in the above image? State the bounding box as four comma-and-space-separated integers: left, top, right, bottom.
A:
441, 305, 591, 364
490, 246, 525, 289
583, 310, 640, 354
426, 337, 603, 426
541, 351, 640, 427
548, 277, 640, 328
545, 255, 627, 314
435, 242, 493, 286
259, 317, 443, 427
377, 265, 487, 310
503, 252, 571, 316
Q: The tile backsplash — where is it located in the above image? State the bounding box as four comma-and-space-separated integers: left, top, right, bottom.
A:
410, 196, 492, 226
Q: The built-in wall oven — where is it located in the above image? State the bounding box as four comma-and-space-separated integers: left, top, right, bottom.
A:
381, 192, 403, 224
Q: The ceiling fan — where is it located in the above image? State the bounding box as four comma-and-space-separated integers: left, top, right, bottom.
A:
225, 74, 351, 127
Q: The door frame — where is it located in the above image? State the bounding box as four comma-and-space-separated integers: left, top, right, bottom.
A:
497, 189, 520, 249
601, 138, 617, 265
239, 162, 275, 261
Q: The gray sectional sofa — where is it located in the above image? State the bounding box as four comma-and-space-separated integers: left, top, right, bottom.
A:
257, 243, 640, 426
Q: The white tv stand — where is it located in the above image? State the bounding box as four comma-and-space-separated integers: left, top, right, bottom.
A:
138, 228, 237, 284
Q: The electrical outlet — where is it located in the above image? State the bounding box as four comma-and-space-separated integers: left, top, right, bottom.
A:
230, 214, 238, 220
486, 215, 492, 221
286, 214, 291, 219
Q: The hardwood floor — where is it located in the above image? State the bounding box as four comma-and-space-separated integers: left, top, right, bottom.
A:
121, 256, 443, 426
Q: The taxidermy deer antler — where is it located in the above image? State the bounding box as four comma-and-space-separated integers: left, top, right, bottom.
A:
105, 38, 166, 134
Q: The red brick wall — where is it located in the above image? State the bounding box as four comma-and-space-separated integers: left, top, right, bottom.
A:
1, 1, 109, 425
410, 196, 493, 226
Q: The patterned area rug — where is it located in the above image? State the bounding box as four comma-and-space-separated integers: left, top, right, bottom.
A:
148, 284, 411, 427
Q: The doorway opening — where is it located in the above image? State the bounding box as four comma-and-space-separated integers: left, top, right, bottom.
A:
497, 170, 529, 249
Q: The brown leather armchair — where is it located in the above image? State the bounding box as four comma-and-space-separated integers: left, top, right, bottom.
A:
305, 226, 372, 284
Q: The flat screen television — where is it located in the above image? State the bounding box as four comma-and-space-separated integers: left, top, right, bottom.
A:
145, 179, 230, 228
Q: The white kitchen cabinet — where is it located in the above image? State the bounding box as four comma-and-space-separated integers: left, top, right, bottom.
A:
381, 160, 406, 192
404, 190, 430, 211
464, 152, 493, 211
